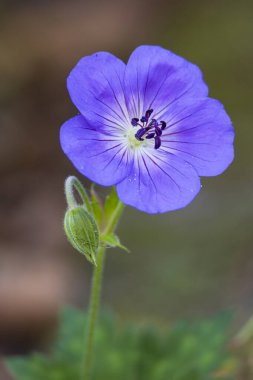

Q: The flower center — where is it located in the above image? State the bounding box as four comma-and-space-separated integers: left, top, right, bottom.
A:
131, 109, 167, 150
127, 128, 144, 148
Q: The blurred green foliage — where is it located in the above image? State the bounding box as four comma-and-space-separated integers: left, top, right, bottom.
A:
6, 307, 237, 380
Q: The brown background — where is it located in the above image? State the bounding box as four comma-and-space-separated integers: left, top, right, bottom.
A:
0, 0, 252, 377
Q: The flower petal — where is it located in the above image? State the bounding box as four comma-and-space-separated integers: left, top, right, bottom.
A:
67, 52, 129, 130
60, 115, 132, 186
161, 98, 234, 176
124, 45, 208, 119
116, 150, 201, 213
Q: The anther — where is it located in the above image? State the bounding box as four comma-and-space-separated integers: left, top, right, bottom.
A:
135, 128, 146, 141
154, 136, 161, 150
145, 109, 153, 119
160, 121, 166, 130
146, 132, 156, 139
154, 126, 162, 136
131, 118, 139, 126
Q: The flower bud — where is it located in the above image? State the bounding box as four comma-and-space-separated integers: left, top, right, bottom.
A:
64, 206, 99, 265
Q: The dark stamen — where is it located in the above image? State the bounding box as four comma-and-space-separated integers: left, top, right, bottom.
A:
145, 109, 153, 119
160, 121, 166, 130
154, 136, 161, 150
146, 132, 156, 139
150, 119, 158, 128
154, 126, 162, 136
131, 118, 139, 126
131, 109, 167, 150
135, 128, 146, 141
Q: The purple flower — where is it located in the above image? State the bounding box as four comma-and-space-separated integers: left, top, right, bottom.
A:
60, 45, 234, 214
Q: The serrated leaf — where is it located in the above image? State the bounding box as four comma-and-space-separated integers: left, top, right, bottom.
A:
101, 233, 129, 252
6, 308, 237, 380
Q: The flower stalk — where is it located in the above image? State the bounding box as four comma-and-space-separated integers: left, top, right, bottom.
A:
82, 195, 124, 380
63, 177, 125, 380
82, 246, 105, 380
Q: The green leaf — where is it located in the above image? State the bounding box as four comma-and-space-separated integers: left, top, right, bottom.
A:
101, 233, 129, 252
6, 308, 237, 380
90, 185, 103, 228
103, 187, 124, 233
104, 187, 119, 223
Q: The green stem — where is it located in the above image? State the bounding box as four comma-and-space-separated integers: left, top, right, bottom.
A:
82, 246, 105, 380
82, 196, 124, 380
65, 176, 92, 214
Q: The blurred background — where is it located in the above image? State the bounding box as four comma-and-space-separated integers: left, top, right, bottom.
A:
0, 0, 252, 377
